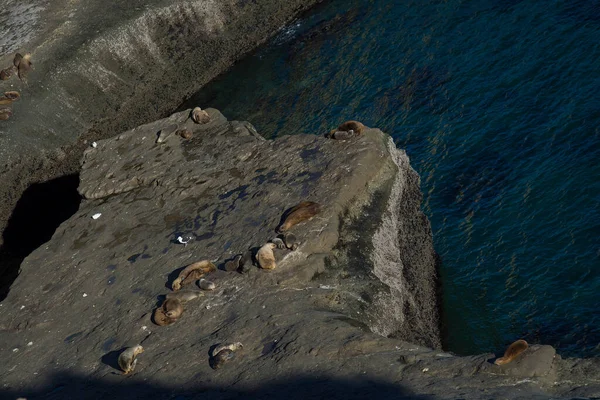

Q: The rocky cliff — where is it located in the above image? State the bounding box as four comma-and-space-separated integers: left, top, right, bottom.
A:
0, 0, 323, 270
0, 110, 598, 399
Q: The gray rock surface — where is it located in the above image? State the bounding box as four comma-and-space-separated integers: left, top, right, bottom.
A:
0, 0, 322, 252
0, 109, 599, 399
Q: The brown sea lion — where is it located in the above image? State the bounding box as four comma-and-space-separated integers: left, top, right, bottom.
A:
177, 128, 193, 139
13, 53, 23, 68
0, 67, 14, 80
172, 260, 216, 291
4, 91, 20, 100
153, 297, 185, 326
328, 120, 365, 139
17, 54, 32, 82
210, 342, 243, 370
118, 345, 144, 374
153, 307, 173, 326
276, 201, 322, 233
494, 339, 529, 365
191, 107, 210, 124
0, 108, 12, 121
257, 243, 277, 270
162, 298, 184, 319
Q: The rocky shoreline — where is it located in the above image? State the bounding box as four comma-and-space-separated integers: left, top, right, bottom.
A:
0, 109, 598, 399
0, 0, 324, 285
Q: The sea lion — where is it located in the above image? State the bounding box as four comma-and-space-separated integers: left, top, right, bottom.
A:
210, 342, 243, 370
172, 260, 216, 291
224, 254, 243, 272
156, 123, 178, 144
257, 243, 277, 270
0, 108, 12, 121
270, 237, 286, 249
118, 345, 144, 374
282, 232, 299, 250
163, 298, 184, 319
276, 201, 322, 233
16, 54, 32, 82
4, 91, 20, 100
0, 67, 14, 80
191, 107, 210, 124
177, 128, 193, 139
494, 339, 529, 365
0, 97, 12, 105
153, 307, 174, 326
13, 53, 23, 68
337, 120, 365, 135
153, 297, 185, 326
165, 289, 203, 303
198, 279, 216, 291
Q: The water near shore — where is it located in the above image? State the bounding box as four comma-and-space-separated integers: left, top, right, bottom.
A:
182, 0, 600, 357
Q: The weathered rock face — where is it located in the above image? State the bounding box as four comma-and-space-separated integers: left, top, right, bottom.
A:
0, 0, 323, 254
0, 111, 599, 400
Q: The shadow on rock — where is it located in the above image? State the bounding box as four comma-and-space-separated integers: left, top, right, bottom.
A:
0, 174, 81, 301
8, 371, 431, 400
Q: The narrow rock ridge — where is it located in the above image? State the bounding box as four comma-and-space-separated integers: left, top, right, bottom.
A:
0, 110, 598, 400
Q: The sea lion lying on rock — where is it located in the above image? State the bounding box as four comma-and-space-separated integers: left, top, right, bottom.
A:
276, 201, 321, 233
172, 260, 216, 291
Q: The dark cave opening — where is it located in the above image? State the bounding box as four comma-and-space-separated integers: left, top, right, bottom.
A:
0, 174, 82, 301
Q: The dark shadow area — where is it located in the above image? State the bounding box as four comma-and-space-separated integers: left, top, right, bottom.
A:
6, 371, 432, 400
0, 174, 81, 301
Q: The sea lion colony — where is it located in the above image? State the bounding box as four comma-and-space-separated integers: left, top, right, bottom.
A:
114, 110, 325, 373
3, 106, 516, 373
0, 52, 32, 121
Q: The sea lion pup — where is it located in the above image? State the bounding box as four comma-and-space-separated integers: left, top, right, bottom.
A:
0, 108, 12, 121
118, 345, 144, 374
4, 91, 20, 100
276, 201, 322, 233
16, 53, 32, 82
210, 342, 243, 370
224, 254, 243, 272
191, 107, 210, 124
280, 232, 299, 250
257, 242, 277, 270
270, 237, 286, 249
153, 297, 185, 326
13, 53, 23, 68
177, 128, 193, 140
494, 339, 529, 365
0, 67, 14, 80
172, 260, 216, 291
198, 279, 216, 291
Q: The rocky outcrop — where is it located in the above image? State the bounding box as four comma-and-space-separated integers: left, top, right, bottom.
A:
0, 110, 598, 399
0, 0, 323, 256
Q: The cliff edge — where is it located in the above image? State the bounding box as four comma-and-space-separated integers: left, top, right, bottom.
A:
0, 110, 598, 399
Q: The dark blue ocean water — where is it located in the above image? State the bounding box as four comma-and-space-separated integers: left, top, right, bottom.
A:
182, 0, 600, 357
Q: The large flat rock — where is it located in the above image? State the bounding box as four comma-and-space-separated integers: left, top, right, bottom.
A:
0, 0, 322, 253
0, 110, 599, 399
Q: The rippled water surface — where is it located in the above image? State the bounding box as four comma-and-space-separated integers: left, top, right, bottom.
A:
182, 0, 600, 357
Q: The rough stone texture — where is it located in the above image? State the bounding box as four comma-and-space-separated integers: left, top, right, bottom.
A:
0, 0, 322, 255
0, 111, 599, 400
